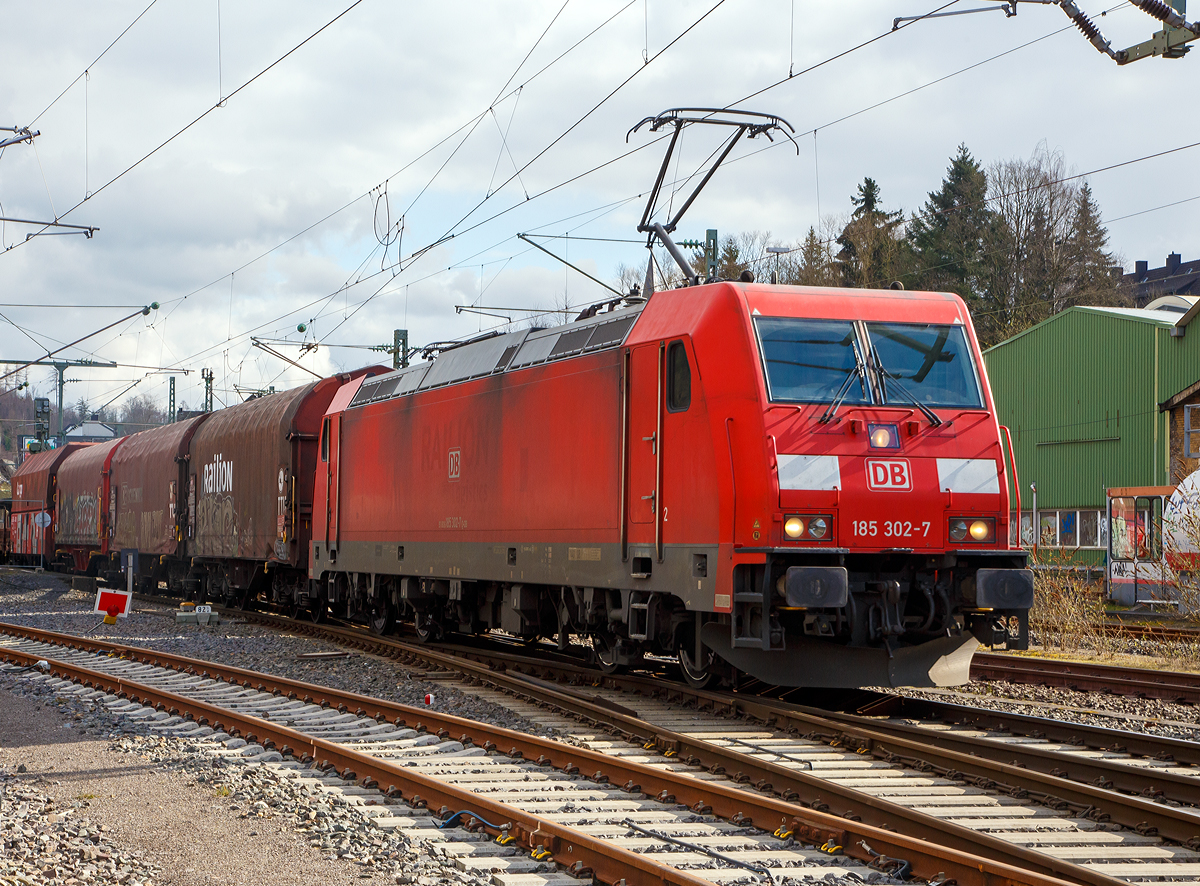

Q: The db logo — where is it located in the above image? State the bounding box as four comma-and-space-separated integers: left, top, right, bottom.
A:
448, 448, 461, 481
865, 458, 911, 491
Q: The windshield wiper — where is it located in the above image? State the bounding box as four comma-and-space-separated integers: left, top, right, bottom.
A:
818, 341, 868, 424
871, 345, 943, 427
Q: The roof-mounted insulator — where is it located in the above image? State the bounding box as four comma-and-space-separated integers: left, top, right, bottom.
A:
1058, 0, 1123, 61
1129, 0, 1200, 34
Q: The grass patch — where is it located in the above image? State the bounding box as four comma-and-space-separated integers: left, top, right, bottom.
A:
1028, 548, 1200, 670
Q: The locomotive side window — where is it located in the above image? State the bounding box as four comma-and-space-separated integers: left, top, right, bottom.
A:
667, 341, 691, 411
755, 318, 871, 404
320, 418, 330, 462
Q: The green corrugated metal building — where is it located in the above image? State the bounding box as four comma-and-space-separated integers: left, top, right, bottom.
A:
983, 305, 1200, 553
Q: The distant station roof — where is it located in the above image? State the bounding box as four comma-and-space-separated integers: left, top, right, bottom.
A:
63, 421, 117, 441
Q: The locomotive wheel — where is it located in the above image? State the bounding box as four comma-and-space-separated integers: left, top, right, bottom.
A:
368, 600, 395, 636
591, 633, 625, 675
414, 613, 442, 643
678, 642, 715, 690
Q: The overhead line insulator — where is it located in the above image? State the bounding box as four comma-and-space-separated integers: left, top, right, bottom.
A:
1058, 0, 1123, 62
1129, 0, 1200, 35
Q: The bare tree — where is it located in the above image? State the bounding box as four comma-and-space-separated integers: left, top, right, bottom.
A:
983, 142, 1123, 342
118, 394, 167, 434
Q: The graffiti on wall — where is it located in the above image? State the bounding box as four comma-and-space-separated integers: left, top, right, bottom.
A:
59, 491, 100, 543
195, 492, 258, 558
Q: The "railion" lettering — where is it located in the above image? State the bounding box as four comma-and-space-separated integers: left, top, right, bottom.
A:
202, 453, 234, 495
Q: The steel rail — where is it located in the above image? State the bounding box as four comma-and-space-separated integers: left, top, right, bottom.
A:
850, 692, 1200, 767
0, 621, 1126, 886
504, 670, 1200, 847
818, 708, 1200, 811
971, 654, 1200, 705
0, 644, 713, 886
1105, 619, 1200, 644
127, 603, 1200, 792
761, 702, 1200, 845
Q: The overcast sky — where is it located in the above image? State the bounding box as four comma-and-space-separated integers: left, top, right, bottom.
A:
2, 0, 1197, 413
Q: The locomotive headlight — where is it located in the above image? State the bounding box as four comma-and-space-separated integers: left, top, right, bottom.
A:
808, 517, 828, 539
784, 516, 806, 538
969, 519, 994, 542
948, 517, 995, 543
868, 423, 900, 450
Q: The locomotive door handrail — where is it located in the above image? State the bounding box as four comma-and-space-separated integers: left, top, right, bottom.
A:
999, 425, 1020, 540
655, 341, 665, 563
620, 350, 630, 562
725, 417, 737, 553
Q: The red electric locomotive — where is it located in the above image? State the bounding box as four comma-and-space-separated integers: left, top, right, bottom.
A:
305, 109, 1032, 688
310, 276, 1031, 688
5, 109, 1032, 691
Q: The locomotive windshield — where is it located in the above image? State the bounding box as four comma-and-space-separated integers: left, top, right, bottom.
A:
866, 322, 983, 409
755, 317, 984, 409
756, 318, 871, 404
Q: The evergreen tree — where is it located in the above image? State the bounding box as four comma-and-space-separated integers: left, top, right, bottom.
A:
794, 226, 836, 286
908, 145, 995, 312
836, 177, 906, 288
1065, 182, 1124, 307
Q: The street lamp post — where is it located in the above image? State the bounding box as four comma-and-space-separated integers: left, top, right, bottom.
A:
765, 246, 789, 284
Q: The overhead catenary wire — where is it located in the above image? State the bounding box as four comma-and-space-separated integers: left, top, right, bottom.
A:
424, 0, 729, 256
23, 0, 1161, 405
746, 133, 1200, 269
26, 0, 159, 128
150, 189, 649, 380
0, 307, 154, 384
302, 4, 721, 345
196, 0, 639, 344
317, 0, 1009, 338
3, 0, 368, 257
343, 0, 1127, 333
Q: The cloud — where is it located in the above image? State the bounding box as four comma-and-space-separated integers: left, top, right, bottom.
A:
0, 0, 1195, 408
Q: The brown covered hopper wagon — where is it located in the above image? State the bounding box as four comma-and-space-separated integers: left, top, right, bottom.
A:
9, 444, 87, 567
54, 437, 126, 573
103, 415, 210, 591
70, 369, 384, 605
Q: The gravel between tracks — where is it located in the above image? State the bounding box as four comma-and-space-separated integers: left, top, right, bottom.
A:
0, 571, 553, 886
0, 668, 504, 886
0, 571, 555, 738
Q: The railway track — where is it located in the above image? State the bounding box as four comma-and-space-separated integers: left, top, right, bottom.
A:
970, 653, 1200, 705
0, 624, 1079, 886
6, 615, 1200, 885
1106, 619, 1200, 645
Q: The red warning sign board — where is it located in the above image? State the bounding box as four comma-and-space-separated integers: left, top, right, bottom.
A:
93, 588, 133, 619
